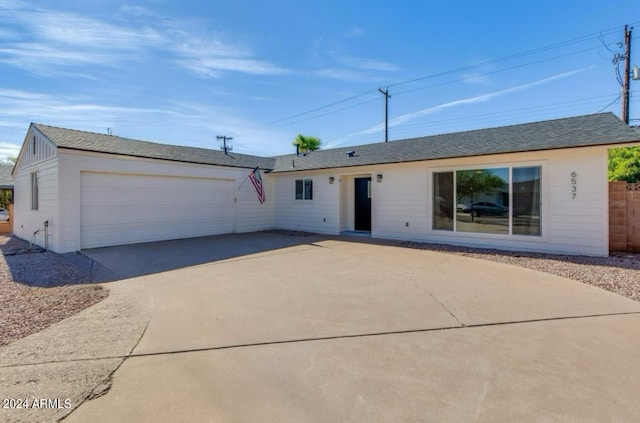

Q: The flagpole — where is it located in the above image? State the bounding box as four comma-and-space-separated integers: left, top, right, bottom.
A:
237, 165, 259, 192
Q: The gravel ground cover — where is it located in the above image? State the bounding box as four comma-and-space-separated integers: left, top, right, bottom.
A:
0, 236, 108, 346
401, 241, 640, 302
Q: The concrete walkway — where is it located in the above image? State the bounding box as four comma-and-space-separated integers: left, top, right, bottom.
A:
3, 234, 640, 422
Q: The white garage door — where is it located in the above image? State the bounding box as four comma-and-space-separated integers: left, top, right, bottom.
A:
81, 172, 234, 249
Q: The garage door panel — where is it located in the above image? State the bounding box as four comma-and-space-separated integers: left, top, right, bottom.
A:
81, 172, 234, 249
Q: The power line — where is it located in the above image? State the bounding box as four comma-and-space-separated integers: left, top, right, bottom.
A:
275, 43, 612, 128
393, 44, 606, 97
387, 25, 626, 89
324, 93, 629, 146
268, 89, 374, 124
269, 23, 638, 126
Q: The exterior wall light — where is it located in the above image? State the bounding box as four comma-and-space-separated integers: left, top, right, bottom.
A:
377, 174, 383, 183
329, 176, 335, 184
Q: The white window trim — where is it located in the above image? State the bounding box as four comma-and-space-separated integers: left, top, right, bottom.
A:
294, 178, 313, 201
428, 161, 547, 242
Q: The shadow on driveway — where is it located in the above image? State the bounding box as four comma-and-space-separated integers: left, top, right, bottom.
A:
80, 231, 324, 281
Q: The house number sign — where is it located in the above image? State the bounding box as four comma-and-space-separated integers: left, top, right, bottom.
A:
571, 171, 577, 199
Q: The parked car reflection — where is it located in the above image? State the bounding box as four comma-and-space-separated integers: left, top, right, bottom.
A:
462, 201, 508, 217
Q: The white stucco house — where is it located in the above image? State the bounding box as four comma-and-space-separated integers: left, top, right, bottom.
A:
12, 112, 640, 256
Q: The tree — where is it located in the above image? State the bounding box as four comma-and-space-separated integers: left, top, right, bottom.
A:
1, 154, 17, 166
455, 169, 507, 204
609, 146, 640, 183
292, 134, 321, 154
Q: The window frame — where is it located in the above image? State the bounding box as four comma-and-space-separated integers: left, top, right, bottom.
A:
429, 162, 545, 240
295, 178, 313, 200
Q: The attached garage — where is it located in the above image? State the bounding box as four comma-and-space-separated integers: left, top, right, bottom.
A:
80, 172, 235, 249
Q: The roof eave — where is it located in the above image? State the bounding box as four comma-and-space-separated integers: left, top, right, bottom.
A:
57, 146, 276, 171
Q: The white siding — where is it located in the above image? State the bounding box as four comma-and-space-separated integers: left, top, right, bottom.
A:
273, 170, 340, 234
13, 127, 60, 251
13, 159, 59, 251
546, 149, 608, 255
372, 166, 430, 239
14, 128, 56, 170
54, 150, 274, 253
273, 146, 611, 256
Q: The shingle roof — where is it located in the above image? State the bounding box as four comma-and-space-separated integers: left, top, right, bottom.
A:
271, 113, 640, 172
0, 165, 13, 188
33, 124, 275, 170
31, 113, 640, 174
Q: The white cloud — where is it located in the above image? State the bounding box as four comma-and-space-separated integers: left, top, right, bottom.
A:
315, 68, 387, 82
356, 69, 587, 137
0, 141, 21, 161
334, 55, 400, 72
0, 2, 286, 77
462, 72, 493, 86
346, 26, 366, 38
0, 88, 291, 156
174, 41, 288, 77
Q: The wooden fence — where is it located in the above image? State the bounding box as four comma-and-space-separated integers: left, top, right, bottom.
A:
609, 182, 640, 252
0, 204, 13, 235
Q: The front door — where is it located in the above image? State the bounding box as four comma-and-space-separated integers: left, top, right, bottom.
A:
354, 177, 372, 231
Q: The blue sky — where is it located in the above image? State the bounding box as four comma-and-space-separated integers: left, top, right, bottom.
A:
0, 0, 639, 160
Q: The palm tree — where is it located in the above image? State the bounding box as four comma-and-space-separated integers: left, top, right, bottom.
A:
292, 134, 321, 154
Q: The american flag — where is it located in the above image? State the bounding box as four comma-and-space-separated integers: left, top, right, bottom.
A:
248, 166, 265, 204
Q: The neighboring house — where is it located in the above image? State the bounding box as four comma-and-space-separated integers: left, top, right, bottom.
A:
12, 113, 640, 256
0, 164, 14, 228
0, 164, 14, 185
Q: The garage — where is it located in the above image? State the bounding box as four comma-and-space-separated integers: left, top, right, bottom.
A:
80, 172, 234, 249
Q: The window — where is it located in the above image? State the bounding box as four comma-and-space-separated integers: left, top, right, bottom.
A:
31, 172, 38, 210
456, 167, 509, 235
433, 172, 454, 230
295, 179, 313, 200
512, 167, 541, 236
432, 165, 541, 236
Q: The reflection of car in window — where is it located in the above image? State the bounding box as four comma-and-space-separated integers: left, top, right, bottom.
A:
0, 208, 8, 221
462, 201, 508, 217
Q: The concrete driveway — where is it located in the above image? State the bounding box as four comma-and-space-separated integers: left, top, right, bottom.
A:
7, 233, 640, 422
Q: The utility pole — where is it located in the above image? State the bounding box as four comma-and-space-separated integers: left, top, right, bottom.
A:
217, 135, 233, 154
378, 87, 391, 142
622, 25, 633, 125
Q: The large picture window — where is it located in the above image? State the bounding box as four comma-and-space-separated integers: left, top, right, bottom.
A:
432, 165, 541, 236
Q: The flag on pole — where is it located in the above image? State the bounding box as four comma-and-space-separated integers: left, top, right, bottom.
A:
248, 166, 265, 203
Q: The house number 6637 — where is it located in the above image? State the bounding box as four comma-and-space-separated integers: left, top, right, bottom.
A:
570, 171, 577, 199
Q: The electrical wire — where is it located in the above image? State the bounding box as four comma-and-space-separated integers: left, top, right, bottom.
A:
596, 94, 621, 113
324, 92, 634, 146
269, 23, 637, 126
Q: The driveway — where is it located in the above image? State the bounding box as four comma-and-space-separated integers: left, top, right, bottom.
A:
5, 234, 640, 422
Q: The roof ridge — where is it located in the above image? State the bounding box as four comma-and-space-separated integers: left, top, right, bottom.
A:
32, 123, 270, 160
389, 112, 616, 144
273, 113, 619, 158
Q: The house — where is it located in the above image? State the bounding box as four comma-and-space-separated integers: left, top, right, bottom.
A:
12, 112, 640, 256
0, 164, 14, 233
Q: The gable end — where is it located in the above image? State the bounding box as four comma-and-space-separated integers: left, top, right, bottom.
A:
14, 125, 57, 173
